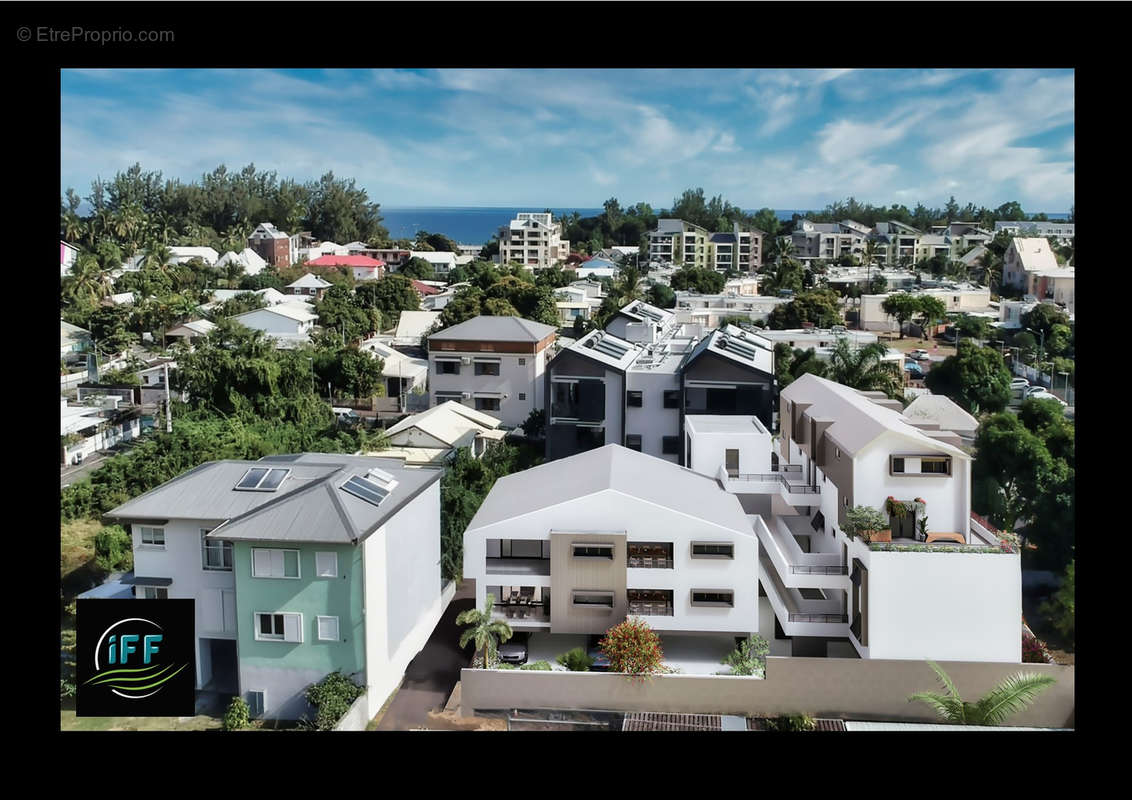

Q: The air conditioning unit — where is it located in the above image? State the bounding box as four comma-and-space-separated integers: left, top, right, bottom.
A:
461, 392, 472, 400
460, 357, 472, 365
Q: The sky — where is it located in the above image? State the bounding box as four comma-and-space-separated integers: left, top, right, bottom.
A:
60, 68, 1074, 212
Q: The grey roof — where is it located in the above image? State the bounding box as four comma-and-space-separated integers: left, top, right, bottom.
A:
680, 324, 774, 376
105, 454, 441, 545
429, 315, 557, 342
653, 219, 687, 234
465, 444, 753, 536
709, 232, 737, 244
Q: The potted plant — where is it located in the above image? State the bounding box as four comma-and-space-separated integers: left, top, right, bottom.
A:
917, 517, 929, 541
845, 505, 890, 544
885, 496, 907, 519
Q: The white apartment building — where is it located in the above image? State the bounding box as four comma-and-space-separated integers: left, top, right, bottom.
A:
428, 315, 557, 428
674, 292, 788, 328
859, 286, 993, 333
462, 444, 759, 641
792, 220, 869, 263
1002, 237, 1060, 290
995, 220, 1074, 244
498, 213, 570, 270
752, 327, 903, 367
685, 373, 1020, 662
649, 220, 763, 272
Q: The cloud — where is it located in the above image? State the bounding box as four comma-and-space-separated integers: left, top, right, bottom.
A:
712, 132, 739, 153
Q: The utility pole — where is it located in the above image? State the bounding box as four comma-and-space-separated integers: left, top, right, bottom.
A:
163, 361, 173, 433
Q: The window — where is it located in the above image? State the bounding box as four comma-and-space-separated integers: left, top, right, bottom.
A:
662, 436, 680, 455
142, 587, 169, 600
138, 526, 165, 547
201, 530, 233, 571
836, 448, 841, 460
317, 616, 340, 641
247, 690, 265, 718
315, 552, 338, 578
251, 549, 301, 579
518, 393, 526, 401
921, 457, 950, 475
474, 361, 500, 376
691, 542, 735, 559
627, 390, 643, 407
892, 457, 905, 474
572, 543, 615, 559
437, 361, 459, 374
691, 590, 734, 607
518, 358, 526, 365
625, 435, 642, 451
663, 390, 680, 408
725, 449, 740, 477
255, 612, 302, 642
475, 397, 501, 411
572, 591, 615, 608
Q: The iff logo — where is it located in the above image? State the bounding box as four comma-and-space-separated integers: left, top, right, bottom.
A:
76, 599, 195, 716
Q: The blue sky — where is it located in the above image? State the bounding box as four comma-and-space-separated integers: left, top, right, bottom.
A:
60, 68, 1074, 212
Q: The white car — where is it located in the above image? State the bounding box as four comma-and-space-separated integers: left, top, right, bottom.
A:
1011, 378, 1030, 390
1025, 388, 1067, 406
908, 349, 930, 361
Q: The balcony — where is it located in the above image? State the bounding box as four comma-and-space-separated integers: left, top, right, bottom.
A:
486, 584, 551, 627
750, 514, 849, 591
627, 589, 674, 617
627, 542, 674, 569
486, 557, 551, 576
758, 550, 849, 637
725, 469, 821, 507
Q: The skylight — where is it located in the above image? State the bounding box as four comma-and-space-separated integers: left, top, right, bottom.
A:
341, 475, 391, 507
235, 467, 290, 491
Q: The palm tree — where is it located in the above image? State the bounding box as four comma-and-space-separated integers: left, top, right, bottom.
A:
826, 339, 902, 398
62, 211, 86, 243
456, 593, 513, 668
142, 243, 174, 272
909, 661, 1056, 726
65, 254, 113, 305
771, 236, 795, 267
615, 265, 644, 304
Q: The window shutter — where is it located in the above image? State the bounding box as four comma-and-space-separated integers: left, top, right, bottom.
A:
252, 549, 271, 577
222, 590, 237, 633
283, 613, 302, 643
284, 551, 299, 578
318, 616, 340, 641
202, 589, 223, 631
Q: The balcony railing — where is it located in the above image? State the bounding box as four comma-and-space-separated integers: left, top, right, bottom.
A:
550, 402, 603, 422
628, 601, 674, 616
789, 612, 849, 624
627, 556, 674, 569
733, 473, 821, 494
789, 564, 849, 575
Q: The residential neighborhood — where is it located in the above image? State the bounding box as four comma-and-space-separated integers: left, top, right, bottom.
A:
59, 67, 1074, 734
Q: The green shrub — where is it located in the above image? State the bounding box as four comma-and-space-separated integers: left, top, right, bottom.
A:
765, 713, 816, 731
303, 671, 365, 730
721, 634, 770, 677
93, 525, 133, 573
556, 647, 594, 672
60, 678, 76, 700
519, 660, 552, 671
223, 696, 250, 731
496, 663, 518, 670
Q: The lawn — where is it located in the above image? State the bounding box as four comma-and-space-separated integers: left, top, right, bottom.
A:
60, 709, 224, 732
61, 518, 105, 590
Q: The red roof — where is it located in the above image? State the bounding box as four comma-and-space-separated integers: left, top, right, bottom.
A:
411, 280, 440, 296
307, 255, 386, 268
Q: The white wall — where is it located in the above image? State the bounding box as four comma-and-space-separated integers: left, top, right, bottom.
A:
624, 370, 681, 462
234, 309, 307, 336
685, 419, 772, 477
429, 350, 544, 428
382, 482, 441, 654
856, 547, 1022, 662
464, 489, 758, 635
131, 518, 238, 689
854, 432, 970, 536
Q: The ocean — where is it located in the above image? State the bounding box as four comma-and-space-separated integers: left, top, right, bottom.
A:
379, 206, 1068, 247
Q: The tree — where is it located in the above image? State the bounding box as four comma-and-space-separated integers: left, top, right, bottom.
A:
599, 617, 665, 678
1021, 304, 1070, 343
354, 275, 420, 327
826, 339, 902, 398
520, 409, 546, 438
881, 293, 920, 338
766, 290, 842, 330
972, 412, 1062, 532
456, 594, 513, 668
924, 341, 1012, 414
721, 634, 770, 677
669, 268, 725, 294
915, 295, 948, 338
613, 265, 644, 304
908, 661, 1056, 726
761, 258, 805, 295
1039, 560, 1074, 640
399, 257, 435, 281
646, 283, 676, 309
773, 344, 827, 388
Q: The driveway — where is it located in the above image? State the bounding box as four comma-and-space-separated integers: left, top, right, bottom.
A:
374, 580, 476, 730
60, 451, 110, 488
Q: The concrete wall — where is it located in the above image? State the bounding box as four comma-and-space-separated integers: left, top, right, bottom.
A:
382, 481, 442, 655
624, 370, 681, 462
430, 350, 542, 428
460, 657, 1074, 728
333, 693, 372, 731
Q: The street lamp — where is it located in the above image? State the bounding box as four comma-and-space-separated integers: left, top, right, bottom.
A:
1025, 327, 1046, 384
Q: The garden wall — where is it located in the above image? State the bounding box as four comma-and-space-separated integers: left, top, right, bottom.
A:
460, 656, 1074, 728
333, 693, 371, 732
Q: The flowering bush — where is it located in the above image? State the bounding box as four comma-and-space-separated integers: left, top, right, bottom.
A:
997, 530, 1021, 554
1022, 631, 1051, 664
599, 616, 665, 680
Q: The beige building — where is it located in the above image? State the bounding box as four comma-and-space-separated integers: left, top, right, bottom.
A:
859, 286, 993, 332
498, 213, 570, 270
649, 219, 763, 272
792, 219, 870, 263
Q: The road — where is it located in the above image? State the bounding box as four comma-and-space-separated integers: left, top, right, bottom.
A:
60, 451, 111, 488
374, 580, 476, 730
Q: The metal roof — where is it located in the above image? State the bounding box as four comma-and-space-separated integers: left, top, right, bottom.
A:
105, 454, 441, 545
430, 315, 557, 342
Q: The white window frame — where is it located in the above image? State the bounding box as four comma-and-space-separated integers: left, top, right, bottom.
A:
201, 529, 233, 572
251, 548, 302, 580
317, 615, 340, 642
247, 689, 266, 718
315, 551, 339, 578
141, 586, 169, 600
254, 611, 303, 643
138, 526, 166, 549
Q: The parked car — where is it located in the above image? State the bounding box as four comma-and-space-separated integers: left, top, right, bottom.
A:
498, 632, 529, 665
1011, 378, 1030, 390
908, 349, 930, 361
587, 634, 612, 672
1025, 388, 1068, 406
1024, 385, 1052, 398
904, 360, 924, 375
